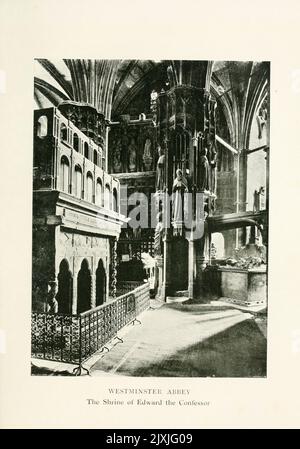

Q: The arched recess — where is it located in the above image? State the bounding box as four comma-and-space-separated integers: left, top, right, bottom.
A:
96, 259, 106, 306
77, 259, 91, 314
73, 133, 79, 151
84, 142, 89, 159
37, 115, 48, 138
74, 165, 82, 198
112, 188, 118, 212
210, 78, 235, 146
60, 123, 68, 142
170, 128, 191, 178
86, 172, 94, 203
60, 156, 70, 193
56, 259, 73, 314
104, 184, 111, 209
93, 149, 98, 166
99, 148, 103, 169
96, 178, 102, 206
244, 69, 269, 150
211, 233, 225, 259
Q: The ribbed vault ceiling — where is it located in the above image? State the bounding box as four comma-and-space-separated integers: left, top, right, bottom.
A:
34, 59, 269, 145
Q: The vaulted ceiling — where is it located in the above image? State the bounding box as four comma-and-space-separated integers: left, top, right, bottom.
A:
34, 59, 269, 148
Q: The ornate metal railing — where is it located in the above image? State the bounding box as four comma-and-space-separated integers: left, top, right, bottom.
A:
31, 283, 150, 372
116, 281, 144, 296
31, 312, 81, 364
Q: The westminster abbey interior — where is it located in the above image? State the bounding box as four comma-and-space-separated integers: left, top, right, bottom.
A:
32, 59, 269, 377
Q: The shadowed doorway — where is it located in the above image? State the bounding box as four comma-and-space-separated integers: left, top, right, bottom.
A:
77, 259, 91, 313
57, 259, 72, 314
96, 259, 106, 306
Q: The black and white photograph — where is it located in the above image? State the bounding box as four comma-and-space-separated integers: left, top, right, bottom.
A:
2, 0, 300, 430
31, 59, 269, 377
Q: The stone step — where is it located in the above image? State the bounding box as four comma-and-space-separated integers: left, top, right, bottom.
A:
166, 296, 188, 304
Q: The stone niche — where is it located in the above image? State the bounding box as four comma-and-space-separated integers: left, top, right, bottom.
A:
219, 266, 267, 307
108, 116, 157, 175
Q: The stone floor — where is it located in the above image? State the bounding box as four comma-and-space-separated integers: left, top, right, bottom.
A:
89, 301, 267, 377
31, 300, 267, 377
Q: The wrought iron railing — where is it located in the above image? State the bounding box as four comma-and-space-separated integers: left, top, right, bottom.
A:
116, 281, 144, 296
31, 312, 81, 364
31, 283, 150, 372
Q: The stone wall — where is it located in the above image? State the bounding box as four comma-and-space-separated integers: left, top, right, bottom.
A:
220, 267, 267, 306
56, 228, 111, 313
32, 225, 56, 312
55, 229, 110, 279
32, 224, 111, 313
221, 269, 248, 302
170, 238, 189, 292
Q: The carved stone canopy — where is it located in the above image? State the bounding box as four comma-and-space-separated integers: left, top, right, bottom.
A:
58, 101, 107, 146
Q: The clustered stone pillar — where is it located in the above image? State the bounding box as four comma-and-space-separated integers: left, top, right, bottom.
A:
195, 247, 208, 298
72, 277, 78, 315
188, 199, 210, 301
153, 61, 216, 302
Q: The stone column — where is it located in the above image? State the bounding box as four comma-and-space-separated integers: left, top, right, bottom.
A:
193, 230, 210, 301
70, 148, 74, 195
46, 276, 58, 313
91, 273, 96, 309
155, 255, 164, 300
109, 238, 117, 298
188, 238, 196, 300
195, 256, 206, 299
72, 273, 78, 315
161, 232, 172, 301
105, 126, 110, 172
54, 133, 59, 190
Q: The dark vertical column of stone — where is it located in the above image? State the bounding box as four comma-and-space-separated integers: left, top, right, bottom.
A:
32, 225, 56, 312
239, 151, 248, 246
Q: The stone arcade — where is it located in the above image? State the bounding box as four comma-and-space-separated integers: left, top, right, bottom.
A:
32, 104, 126, 314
